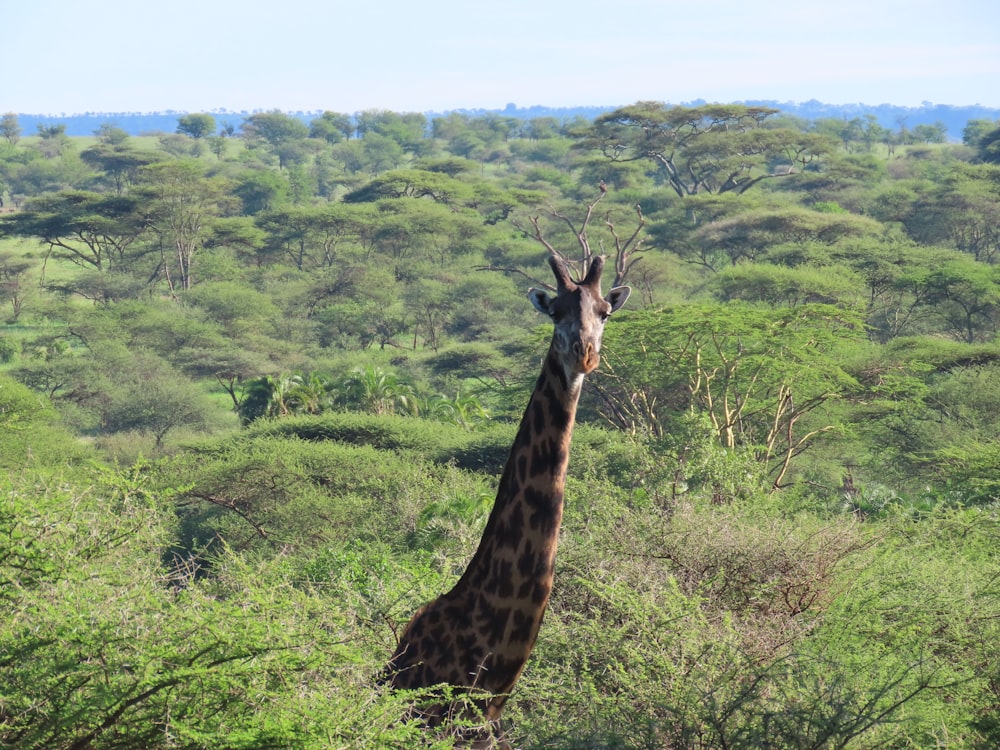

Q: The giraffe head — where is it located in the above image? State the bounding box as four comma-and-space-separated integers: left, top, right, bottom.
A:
528, 256, 630, 379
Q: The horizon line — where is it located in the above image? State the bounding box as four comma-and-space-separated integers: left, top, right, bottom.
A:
9, 98, 1000, 119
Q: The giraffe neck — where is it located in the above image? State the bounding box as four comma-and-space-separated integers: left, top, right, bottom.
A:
450, 344, 583, 670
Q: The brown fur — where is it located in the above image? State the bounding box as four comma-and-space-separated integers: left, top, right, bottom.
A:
382, 257, 629, 746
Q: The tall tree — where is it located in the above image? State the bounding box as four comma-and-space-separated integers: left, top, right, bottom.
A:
80, 143, 159, 195
356, 110, 428, 153
241, 111, 309, 148
135, 161, 235, 291
309, 111, 353, 144
682, 201, 883, 269
902, 164, 1000, 263
900, 258, 1000, 343
240, 111, 310, 169
0, 191, 146, 275
978, 126, 1000, 164
34, 124, 71, 158
255, 203, 364, 271
94, 124, 130, 146
596, 303, 864, 488
177, 113, 217, 139
962, 119, 999, 148
581, 102, 834, 197
0, 113, 22, 145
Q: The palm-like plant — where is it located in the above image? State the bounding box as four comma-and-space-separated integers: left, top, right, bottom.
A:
422, 388, 490, 429
336, 365, 419, 416
237, 372, 334, 423
283, 372, 333, 415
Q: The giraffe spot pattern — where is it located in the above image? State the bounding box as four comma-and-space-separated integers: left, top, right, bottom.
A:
516, 541, 538, 579
515, 454, 528, 485
490, 559, 514, 598
478, 605, 511, 642
531, 399, 546, 435
522, 485, 559, 536
491, 505, 524, 553
509, 608, 537, 644
382, 256, 625, 733
529, 441, 551, 478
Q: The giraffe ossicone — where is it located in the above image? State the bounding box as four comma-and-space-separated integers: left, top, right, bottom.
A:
382, 255, 630, 746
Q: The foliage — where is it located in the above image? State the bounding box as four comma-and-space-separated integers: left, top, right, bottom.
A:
583, 102, 835, 197
512, 499, 998, 748
597, 303, 865, 488
176, 113, 217, 140
0, 469, 443, 749
1, 104, 999, 747
234, 366, 490, 428
0, 373, 92, 471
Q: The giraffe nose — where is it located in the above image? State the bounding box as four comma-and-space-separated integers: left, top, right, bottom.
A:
574, 341, 600, 372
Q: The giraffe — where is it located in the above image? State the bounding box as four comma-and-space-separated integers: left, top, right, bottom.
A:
382, 254, 630, 746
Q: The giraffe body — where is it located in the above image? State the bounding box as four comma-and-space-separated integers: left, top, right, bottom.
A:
383, 256, 629, 744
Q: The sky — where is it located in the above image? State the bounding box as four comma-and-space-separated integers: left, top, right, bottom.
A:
5, 0, 1000, 115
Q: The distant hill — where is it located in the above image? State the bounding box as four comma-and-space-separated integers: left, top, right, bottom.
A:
13, 100, 1000, 141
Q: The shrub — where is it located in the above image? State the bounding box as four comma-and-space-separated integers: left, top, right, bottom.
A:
0, 469, 452, 749
0, 335, 17, 363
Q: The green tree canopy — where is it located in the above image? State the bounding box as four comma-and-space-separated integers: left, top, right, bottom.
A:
1, 113, 22, 145
684, 202, 883, 269
0, 190, 147, 274
177, 113, 217, 139
241, 111, 309, 147
356, 109, 429, 153
581, 102, 835, 197
901, 163, 1000, 262
79, 143, 159, 194
598, 303, 865, 487
135, 160, 236, 290
309, 110, 353, 143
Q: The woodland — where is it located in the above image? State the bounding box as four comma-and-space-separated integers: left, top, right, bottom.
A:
1, 103, 999, 748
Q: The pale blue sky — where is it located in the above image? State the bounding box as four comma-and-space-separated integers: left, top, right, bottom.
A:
6, 0, 999, 114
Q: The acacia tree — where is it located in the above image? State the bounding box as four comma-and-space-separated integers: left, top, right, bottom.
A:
595, 303, 865, 488
100, 350, 217, 446
80, 143, 159, 195
902, 163, 1000, 264
309, 111, 353, 143
356, 109, 429, 154
0, 191, 148, 278
1, 113, 21, 145
580, 102, 834, 198
0, 252, 33, 322
240, 111, 310, 169
136, 161, 235, 291
682, 201, 883, 269
34, 123, 70, 158
177, 113, 217, 139
900, 258, 1000, 343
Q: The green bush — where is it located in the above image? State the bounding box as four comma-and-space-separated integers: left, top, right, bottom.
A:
0, 374, 93, 473
0, 469, 450, 749
0, 335, 17, 363
165, 431, 493, 563
506, 498, 999, 748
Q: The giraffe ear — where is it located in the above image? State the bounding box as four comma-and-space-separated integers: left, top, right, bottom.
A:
606, 286, 631, 314
528, 288, 554, 315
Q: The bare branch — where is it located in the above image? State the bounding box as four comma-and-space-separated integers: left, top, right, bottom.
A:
604, 202, 646, 287
474, 263, 556, 291
510, 187, 645, 288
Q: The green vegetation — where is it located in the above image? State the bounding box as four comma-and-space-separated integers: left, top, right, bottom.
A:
1, 104, 999, 747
